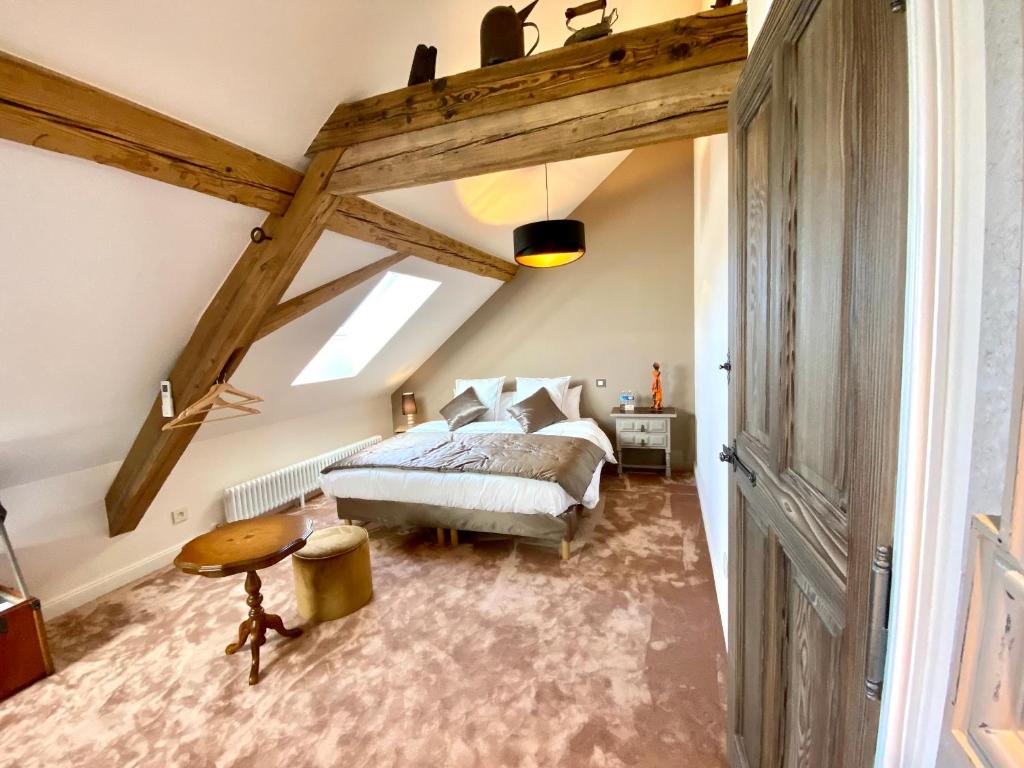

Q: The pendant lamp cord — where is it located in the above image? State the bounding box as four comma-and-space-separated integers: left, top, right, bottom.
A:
545, 164, 550, 221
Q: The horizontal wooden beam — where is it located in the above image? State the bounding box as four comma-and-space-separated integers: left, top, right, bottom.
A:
253, 252, 406, 341
328, 197, 518, 282
0, 50, 510, 281
326, 62, 739, 197
105, 149, 344, 536
307, 4, 746, 153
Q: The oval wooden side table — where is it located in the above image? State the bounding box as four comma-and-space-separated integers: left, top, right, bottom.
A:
174, 515, 313, 685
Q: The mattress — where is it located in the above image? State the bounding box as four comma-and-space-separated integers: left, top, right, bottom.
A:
320, 418, 616, 517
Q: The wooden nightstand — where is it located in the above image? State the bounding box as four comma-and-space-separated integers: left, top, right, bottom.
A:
611, 407, 677, 478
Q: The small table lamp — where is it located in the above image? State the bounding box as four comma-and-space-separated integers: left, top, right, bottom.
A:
401, 392, 417, 427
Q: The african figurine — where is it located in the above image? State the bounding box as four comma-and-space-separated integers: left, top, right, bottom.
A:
651, 362, 663, 411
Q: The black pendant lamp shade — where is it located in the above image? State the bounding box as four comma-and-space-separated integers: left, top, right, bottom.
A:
514, 164, 586, 268
513, 219, 586, 268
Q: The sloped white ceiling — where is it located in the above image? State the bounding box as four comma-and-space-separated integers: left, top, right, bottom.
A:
368, 153, 632, 258
0, 0, 699, 488
0, 142, 263, 486
201, 236, 500, 442
0, 0, 696, 167
0, 0, 696, 258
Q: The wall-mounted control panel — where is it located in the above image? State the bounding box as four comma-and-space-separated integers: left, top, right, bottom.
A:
596, 379, 607, 388
160, 380, 174, 418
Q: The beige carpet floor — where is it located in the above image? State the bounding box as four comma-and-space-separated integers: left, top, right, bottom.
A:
0, 473, 726, 768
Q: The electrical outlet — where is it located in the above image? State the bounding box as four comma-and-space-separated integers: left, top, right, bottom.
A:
170, 508, 188, 525
596, 378, 607, 388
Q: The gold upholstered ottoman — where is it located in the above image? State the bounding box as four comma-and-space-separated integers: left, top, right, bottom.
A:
291, 525, 373, 622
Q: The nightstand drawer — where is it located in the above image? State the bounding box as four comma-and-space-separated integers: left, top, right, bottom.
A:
619, 432, 667, 449
617, 417, 668, 434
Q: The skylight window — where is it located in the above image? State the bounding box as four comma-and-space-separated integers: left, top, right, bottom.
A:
292, 271, 440, 385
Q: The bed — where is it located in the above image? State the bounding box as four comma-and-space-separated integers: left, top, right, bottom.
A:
320, 417, 616, 560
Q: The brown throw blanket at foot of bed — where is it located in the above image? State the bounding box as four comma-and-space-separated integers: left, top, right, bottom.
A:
321, 432, 606, 502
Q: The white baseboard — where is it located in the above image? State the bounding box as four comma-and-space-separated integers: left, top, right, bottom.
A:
694, 461, 729, 640
41, 542, 183, 619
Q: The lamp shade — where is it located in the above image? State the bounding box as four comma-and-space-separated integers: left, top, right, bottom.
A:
401, 392, 417, 416
513, 219, 585, 268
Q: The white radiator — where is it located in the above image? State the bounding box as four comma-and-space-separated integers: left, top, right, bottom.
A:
223, 436, 382, 522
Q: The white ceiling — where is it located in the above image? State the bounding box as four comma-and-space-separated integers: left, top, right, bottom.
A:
0, 0, 696, 167
0, 141, 499, 486
0, 141, 263, 486
368, 154, 631, 258
0, 0, 696, 259
0, 0, 699, 488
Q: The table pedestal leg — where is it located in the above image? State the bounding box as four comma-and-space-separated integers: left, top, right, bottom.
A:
224, 570, 302, 685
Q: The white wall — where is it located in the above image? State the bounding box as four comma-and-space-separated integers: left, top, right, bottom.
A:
879, 0, 1012, 765
689, 0, 773, 640
393, 141, 698, 468
747, 0, 773, 45
693, 134, 731, 636
0, 398, 390, 617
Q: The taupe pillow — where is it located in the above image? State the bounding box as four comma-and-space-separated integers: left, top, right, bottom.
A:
440, 387, 489, 430
507, 387, 567, 434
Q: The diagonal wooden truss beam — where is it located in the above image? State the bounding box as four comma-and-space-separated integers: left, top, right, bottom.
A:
329, 198, 517, 281
105, 149, 345, 535
0, 49, 513, 282
253, 253, 406, 341
0, 46, 512, 536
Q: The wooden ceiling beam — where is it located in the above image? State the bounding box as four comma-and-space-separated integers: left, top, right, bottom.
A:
329, 198, 518, 281
253, 252, 406, 341
326, 63, 739, 196
105, 149, 345, 536
0, 50, 299, 212
307, 4, 746, 153
0, 50, 511, 282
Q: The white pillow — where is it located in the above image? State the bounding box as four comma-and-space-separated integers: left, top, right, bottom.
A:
498, 390, 515, 420
563, 385, 582, 420
514, 376, 571, 412
454, 377, 505, 422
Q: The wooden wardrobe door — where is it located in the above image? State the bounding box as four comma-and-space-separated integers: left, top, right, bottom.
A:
726, 0, 908, 766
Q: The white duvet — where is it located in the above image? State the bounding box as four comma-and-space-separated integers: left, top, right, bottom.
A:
320, 418, 616, 517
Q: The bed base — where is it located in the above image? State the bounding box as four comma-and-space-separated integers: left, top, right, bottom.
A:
335, 498, 579, 561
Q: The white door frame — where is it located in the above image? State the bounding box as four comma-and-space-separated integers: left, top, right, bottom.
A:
876, 1, 989, 765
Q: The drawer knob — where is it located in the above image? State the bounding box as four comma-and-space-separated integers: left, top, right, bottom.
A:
640, 425, 646, 432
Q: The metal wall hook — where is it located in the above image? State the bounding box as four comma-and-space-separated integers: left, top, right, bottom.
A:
250, 226, 273, 244
719, 354, 732, 383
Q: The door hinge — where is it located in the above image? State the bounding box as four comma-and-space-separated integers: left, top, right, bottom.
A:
719, 354, 732, 383
889, 0, 905, 12
719, 440, 756, 486
864, 544, 893, 700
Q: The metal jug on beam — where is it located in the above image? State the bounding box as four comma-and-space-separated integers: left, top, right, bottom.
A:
480, 0, 541, 67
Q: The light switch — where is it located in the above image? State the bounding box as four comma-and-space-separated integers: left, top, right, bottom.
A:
596, 378, 607, 388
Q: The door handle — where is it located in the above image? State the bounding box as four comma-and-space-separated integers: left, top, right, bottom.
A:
864, 545, 893, 700
719, 440, 756, 486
